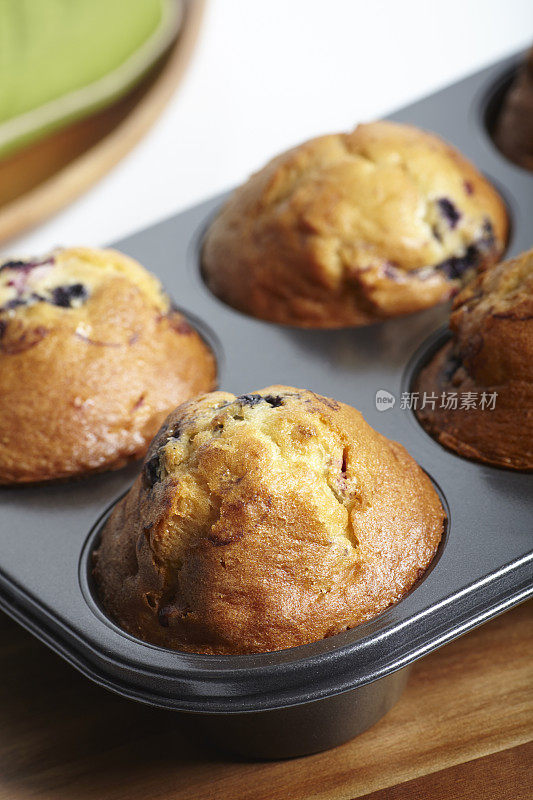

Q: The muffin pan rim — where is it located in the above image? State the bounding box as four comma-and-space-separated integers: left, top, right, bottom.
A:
1, 547, 530, 714
78, 470, 451, 666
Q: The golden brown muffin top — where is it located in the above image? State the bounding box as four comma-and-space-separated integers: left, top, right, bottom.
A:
147, 388, 362, 563
450, 247, 533, 384
452, 246, 533, 329
414, 248, 533, 470
95, 386, 444, 654
0, 246, 168, 333
243, 122, 503, 274
0, 247, 216, 483
203, 121, 507, 327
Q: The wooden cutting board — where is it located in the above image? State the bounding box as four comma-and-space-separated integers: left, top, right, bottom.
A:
0, 0, 206, 246
0, 600, 530, 800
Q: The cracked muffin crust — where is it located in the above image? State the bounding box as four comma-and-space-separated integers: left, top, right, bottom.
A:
415, 248, 533, 470
94, 386, 445, 654
202, 121, 508, 328
0, 247, 216, 483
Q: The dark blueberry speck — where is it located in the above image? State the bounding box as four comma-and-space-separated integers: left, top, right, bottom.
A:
0, 260, 27, 272
441, 353, 463, 382
3, 298, 26, 310
383, 262, 400, 280
51, 283, 88, 308
143, 453, 161, 488
437, 198, 462, 229
0, 256, 55, 273
431, 225, 442, 242
168, 423, 181, 441
237, 393, 263, 407
481, 219, 495, 249
158, 607, 170, 627
436, 244, 479, 280
263, 395, 284, 408
236, 393, 285, 408
0, 293, 48, 312
463, 180, 474, 196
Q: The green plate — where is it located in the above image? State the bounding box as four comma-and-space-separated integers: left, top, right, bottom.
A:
0, 0, 182, 158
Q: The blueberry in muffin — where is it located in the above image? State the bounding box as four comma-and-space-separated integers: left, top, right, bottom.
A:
0, 247, 216, 483
202, 121, 508, 328
94, 386, 445, 654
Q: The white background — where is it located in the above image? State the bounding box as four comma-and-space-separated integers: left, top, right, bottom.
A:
5, 0, 533, 256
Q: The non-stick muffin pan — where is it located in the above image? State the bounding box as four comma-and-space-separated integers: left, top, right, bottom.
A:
1, 51, 532, 760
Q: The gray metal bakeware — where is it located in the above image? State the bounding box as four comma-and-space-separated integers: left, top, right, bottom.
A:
1, 50, 531, 759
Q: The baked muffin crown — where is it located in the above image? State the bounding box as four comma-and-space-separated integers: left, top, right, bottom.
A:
0, 247, 216, 483
0, 247, 171, 353
203, 121, 508, 328
450, 248, 533, 379
0, 246, 167, 314
95, 386, 445, 654
415, 248, 533, 470
142, 388, 366, 565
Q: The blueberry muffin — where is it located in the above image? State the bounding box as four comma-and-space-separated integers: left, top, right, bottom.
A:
415, 248, 533, 470
202, 121, 508, 328
494, 47, 533, 171
94, 386, 445, 654
0, 247, 216, 483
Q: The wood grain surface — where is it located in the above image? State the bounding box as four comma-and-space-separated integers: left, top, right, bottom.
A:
0, 0, 206, 246
0, 600, 530, 800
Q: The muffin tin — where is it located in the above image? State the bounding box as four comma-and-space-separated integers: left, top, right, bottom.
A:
1, 50, 532, 760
